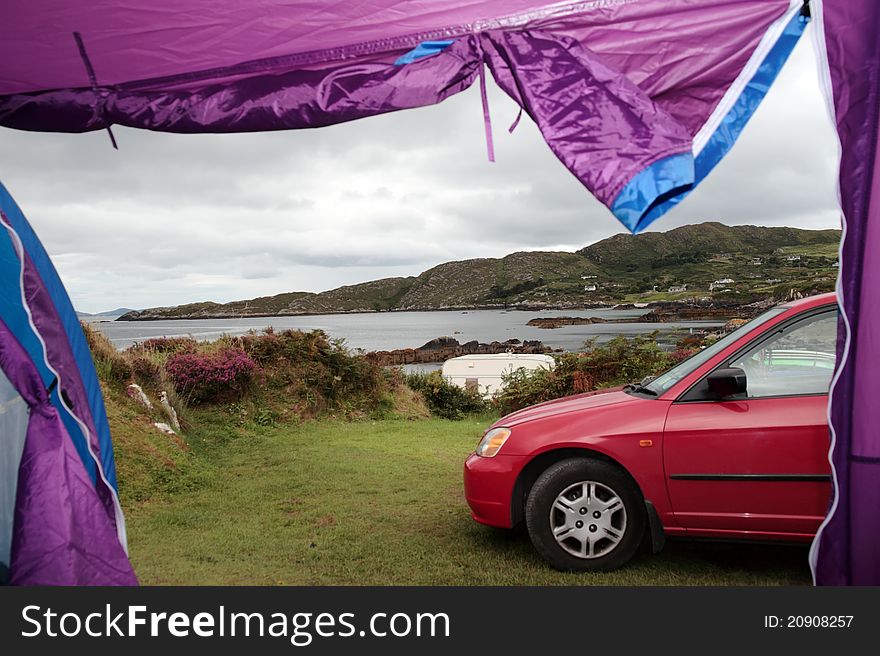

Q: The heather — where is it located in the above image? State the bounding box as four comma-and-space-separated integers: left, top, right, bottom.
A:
85, 325, 411, 422
165, 347, 257, 404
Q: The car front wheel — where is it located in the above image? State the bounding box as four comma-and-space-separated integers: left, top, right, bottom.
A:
525, 458, 645, 571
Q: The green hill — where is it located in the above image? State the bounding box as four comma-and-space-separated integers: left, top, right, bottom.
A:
118, 223, 840, 320
580, 222, 840, 267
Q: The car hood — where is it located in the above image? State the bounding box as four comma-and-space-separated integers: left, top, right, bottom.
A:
495, 387, 637, 427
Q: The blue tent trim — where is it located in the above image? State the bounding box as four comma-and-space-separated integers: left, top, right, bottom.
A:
0, 205, 100, 485
0, 183, 115, 490
394, 40, 456, 66
610, 9, 809, 233
0, 226, 54, 389
610, 153, 694, 234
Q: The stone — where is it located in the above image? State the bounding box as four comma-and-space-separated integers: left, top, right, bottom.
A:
126, 383, 152, 409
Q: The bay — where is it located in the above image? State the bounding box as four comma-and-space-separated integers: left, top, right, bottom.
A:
89, 308, 725, 352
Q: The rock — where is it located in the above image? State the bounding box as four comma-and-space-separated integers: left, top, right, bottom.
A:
637, 306, 758, 322
126, 384, 152, 409
417, 336, 461, 350
159, 391, 181, 433
153, 422, 177, 435
526, 316, 605, 328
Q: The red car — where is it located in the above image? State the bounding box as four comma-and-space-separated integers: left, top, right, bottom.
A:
464, 292, 837, 571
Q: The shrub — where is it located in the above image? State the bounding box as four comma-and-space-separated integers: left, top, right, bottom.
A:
233, 329, 395, 415
405, 370, 488, 420
496, 334, 677, 415
129, 354, 162, 386
82, 322, 132, 384
669, 348, 698, 365
139, 337, 198, 353
675, 333, 706, 350
165, 347, 257, 404
89, 324, 421, 420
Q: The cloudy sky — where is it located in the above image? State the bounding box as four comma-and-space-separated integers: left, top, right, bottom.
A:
0, 33, 838, 314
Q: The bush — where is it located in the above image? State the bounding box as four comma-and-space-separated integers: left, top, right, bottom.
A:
496, 334, 678, 415
669, 348, 698, 365
405, 370, 489, 420
165, 347, 257, 404
238, 330, 392, 405
89, 324, 422, 421
82, 322, 132, 384
129, 354, 163, 386
138, 337, 199, 353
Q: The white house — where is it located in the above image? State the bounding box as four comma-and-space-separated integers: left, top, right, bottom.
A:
786, 254, 802, 262
584, 284, 597, 292
710, 277, 735, 291
668, 284, 687, 293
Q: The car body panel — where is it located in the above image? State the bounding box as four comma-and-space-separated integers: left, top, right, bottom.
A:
663, 394, 832, 537
491, 390, 674, 525
463, 453, 525, 527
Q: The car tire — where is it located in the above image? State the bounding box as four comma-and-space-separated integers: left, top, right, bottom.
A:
525, 458, 645, 572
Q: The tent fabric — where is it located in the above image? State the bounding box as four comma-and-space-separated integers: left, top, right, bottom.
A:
809, 0, 880, 586
0, 184, 119, 493
0, 0, 805, 234
0, 187, 135, 585
0, 358, 29, 583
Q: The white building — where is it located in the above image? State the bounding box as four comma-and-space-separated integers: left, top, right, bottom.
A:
584, 284, 597, 292
710, 278, 735, 291
668, 285, 687, 293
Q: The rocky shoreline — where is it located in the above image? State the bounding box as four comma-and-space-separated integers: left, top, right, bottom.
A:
524, 303, 763, 329
116, 300, 766, 323
116, 303, 619, 321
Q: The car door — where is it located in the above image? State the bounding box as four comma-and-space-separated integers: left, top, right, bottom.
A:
663, 308, 836, 539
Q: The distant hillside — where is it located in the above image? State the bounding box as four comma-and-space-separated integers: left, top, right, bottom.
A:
78, 307, 137, 318
119, 223, 840, 321
395, 251, 598, 310
580, 222, 841, 267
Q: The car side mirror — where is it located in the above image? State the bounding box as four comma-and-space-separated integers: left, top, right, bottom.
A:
707, 367, 747, 399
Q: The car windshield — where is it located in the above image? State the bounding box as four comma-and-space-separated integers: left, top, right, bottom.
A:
641, 306, 789, 396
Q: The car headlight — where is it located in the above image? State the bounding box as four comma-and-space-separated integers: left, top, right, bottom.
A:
476, 427, 512, 458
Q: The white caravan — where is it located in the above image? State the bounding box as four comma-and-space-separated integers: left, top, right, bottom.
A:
441, 353, 555, 398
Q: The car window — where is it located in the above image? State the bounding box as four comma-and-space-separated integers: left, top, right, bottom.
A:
643, 306, 788, 395
730, 310, 838, 398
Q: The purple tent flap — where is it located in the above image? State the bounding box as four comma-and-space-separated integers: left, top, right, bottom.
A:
809, 0, 880, 586
0, 0, 804, 233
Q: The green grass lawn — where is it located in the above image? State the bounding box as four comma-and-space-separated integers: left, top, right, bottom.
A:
125, 416, 811, 585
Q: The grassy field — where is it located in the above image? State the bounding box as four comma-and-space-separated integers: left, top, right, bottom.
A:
124, 415, 811, 586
